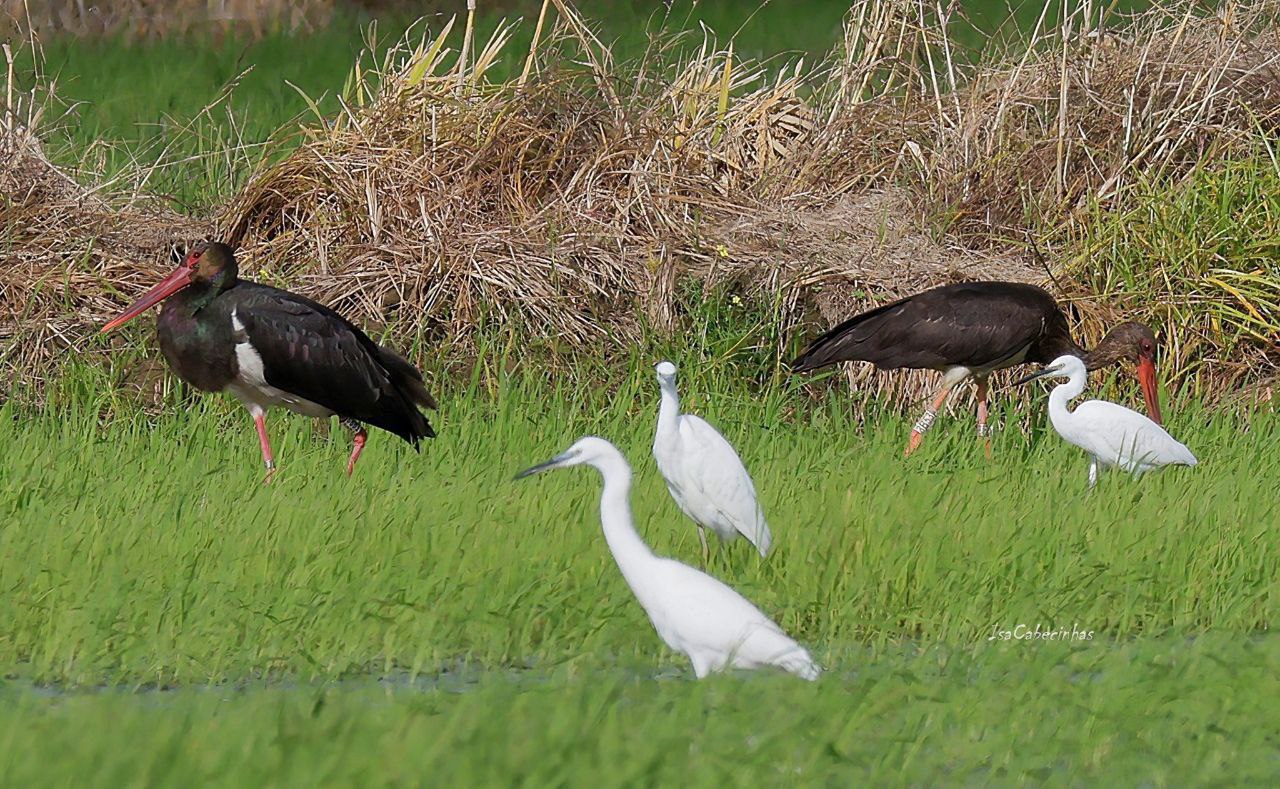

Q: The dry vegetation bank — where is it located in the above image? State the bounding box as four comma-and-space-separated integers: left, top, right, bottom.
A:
2, 0, 1279, 405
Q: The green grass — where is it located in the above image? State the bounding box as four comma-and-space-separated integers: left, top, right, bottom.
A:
0, 364, 1277, 780
3, 634, 1278, 784
4, 365, 1276, 687
1065, 154, 1280, 391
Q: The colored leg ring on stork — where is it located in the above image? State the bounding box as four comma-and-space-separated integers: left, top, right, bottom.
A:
253, 412, 276, 471
913, 409, 938, 434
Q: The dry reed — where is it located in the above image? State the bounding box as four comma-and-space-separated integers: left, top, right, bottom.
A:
3, 0, 1279, 405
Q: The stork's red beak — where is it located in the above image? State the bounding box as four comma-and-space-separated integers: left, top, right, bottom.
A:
1137, 354, 1162, 425
100, 266, 193, 333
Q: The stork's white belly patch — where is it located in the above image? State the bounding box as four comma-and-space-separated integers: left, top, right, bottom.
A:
229, 308, 334, 418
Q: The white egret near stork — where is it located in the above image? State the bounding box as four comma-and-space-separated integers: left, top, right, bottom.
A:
651, 361, 772, 563
515, 437, 819, 681
790, 281, 1163, 457
1014, 355, 1197, 487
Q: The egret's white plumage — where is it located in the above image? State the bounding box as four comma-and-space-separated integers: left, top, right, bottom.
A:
1021, 355, 1197, 487
516, 437, 818, 681
651, 361, 772, 560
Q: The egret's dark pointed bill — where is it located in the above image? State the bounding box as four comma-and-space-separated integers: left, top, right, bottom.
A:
1011, 367, 1053, 386
514, 451, 570, 480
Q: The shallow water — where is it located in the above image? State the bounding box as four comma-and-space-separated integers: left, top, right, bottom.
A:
4, 635, 1277, 785
6, 633, 1271, 700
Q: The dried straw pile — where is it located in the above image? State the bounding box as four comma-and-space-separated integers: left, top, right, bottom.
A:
3, 0, 1279, 403
0, 58, 207, 400
221, 2, 1040, 362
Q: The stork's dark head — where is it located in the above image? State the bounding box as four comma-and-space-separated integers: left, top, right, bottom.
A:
101, 241, 239, 333
187, 241, 238, 289
1092, 322, 1157, 366
1087, 321, 1162, 424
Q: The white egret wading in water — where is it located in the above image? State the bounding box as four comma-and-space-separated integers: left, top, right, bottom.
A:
651, 361, 772, 563
1015, 355, 1197, 487
516, 437, 819, 681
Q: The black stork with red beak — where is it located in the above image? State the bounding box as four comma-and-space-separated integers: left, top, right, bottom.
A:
790, 281, 1161, 456
101, 241, 436, 480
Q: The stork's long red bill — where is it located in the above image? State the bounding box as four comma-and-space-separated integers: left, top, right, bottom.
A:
100, 265, 193, 333
1136, 356, 1162, 425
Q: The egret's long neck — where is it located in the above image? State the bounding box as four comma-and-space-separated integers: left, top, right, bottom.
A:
656, 380, 681, 436
594, 454, 657, 579
1047, 369, 1087, 432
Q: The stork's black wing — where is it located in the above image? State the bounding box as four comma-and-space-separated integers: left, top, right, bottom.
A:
230, 283, 436, 445
791, 281, 1068, 372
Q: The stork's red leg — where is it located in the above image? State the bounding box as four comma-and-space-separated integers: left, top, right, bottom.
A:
905, 383, 956, 457
342, 419, 367, 476
975, 377, 992, 458
253, 410, 277, 484
346, 427, 368, 476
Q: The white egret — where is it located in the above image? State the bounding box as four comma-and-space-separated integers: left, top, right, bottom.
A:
1015, 354, 1197, 487
651, 361, 772, 563
516, 437, 819, 681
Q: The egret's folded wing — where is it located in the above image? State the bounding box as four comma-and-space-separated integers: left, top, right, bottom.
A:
677, 415, 771, 550
1072, 401, 1194, 465
648, 560, 786, 648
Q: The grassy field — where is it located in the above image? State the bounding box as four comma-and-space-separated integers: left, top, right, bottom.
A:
3, 635, 1277, 784
7, 367, 1276, 684
2, 362, 1278, 780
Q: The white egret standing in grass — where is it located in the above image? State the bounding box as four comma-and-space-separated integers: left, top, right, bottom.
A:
1014, 355, 1197, 487
516, 437, 819, 681
651, 361, 772, 563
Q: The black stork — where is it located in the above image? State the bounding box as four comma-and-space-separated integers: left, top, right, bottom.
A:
101, 241, 436, 480
790, 281, 1161, 456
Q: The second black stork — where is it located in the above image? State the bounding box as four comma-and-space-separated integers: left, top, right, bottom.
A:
790, 281, 1161, 456
101, 241, 436, 480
